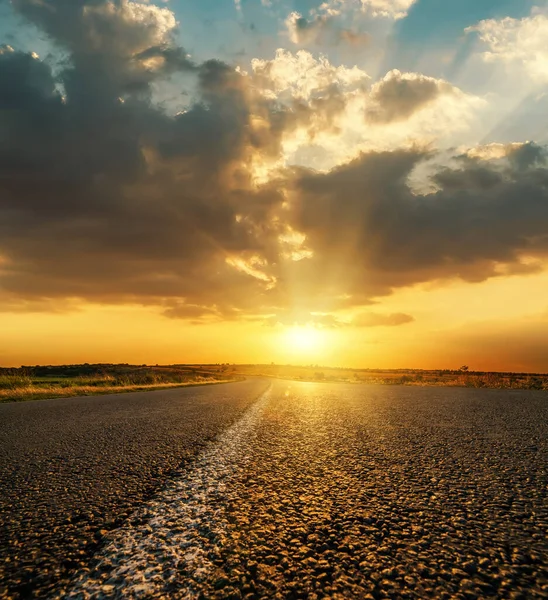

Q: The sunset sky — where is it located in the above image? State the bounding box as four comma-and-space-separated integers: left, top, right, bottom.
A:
1, 0, 548, 370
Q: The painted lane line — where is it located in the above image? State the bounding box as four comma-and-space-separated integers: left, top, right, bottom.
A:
64, 386, 271, 599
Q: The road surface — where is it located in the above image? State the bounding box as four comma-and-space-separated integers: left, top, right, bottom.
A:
0, 380, 268, 598
1, 380, 547, 598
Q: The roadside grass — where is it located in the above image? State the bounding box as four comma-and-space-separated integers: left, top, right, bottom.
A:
0, 372, 241, 403
230, 365, 548, 390
1, 362, 546, 403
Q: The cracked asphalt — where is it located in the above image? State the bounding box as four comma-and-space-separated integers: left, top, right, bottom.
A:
2, 380, 548, 599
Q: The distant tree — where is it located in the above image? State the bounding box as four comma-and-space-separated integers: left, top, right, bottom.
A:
459, 365, 469, 372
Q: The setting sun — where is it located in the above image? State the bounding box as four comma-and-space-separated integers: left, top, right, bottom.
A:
1, 0, 548, 375
284, 326, 325, 355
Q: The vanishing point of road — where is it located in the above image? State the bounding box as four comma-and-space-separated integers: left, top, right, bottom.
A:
0, 379, 547, 599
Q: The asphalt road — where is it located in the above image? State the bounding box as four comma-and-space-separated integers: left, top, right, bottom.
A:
1, 381, 547, 599
0, 379, 269, 599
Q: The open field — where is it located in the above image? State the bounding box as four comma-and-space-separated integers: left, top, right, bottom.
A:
230, 363, 548, 390
0, 362, 546, 403
0, 364, 240, 403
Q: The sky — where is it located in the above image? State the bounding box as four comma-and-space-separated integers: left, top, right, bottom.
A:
1, 0, 548, 371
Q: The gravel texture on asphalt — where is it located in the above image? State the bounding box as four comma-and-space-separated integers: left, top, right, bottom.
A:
2, 381, 548, 599
0, 379, 269, 599
52, 381, 548, 600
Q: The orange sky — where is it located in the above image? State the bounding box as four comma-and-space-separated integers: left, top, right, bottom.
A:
2, 269, 548, 372
2, 0, 548, 372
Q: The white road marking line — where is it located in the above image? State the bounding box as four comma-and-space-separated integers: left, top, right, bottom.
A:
64, 386, 271, 599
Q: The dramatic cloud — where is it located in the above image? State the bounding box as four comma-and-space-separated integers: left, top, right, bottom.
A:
252, 50, 369, 102
0, 0, 288, 320
252, 49, 369, 144
366, 70, 457, 123
10, 0, 192, 92
1, 0, 548, 326
467, 8, 548, 82
286, 142, 548, 305
252, 51, 483, 169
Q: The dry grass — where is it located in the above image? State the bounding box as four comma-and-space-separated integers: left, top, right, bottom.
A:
231, 364, 548, 391
1, 362, 546, 403
0, 371, 240, 403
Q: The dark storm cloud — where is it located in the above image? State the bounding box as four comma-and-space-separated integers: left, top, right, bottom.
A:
2, 0, 548, 322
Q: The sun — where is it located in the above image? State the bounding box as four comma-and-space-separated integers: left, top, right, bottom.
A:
284, 326, 324, 353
